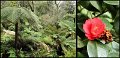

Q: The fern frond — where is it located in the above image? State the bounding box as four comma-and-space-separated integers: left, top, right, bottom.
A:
1, 7, 14, 22
1, 7, 42, 30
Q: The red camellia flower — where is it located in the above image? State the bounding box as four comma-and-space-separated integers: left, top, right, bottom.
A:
83, 17, 106, 40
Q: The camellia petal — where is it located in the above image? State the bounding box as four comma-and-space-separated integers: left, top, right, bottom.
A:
85, 34, 94, 40
83, 20, 92, 35
83, 17, 105, 40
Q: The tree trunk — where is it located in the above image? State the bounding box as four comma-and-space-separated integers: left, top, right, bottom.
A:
15, 22, 18, 57
28, 1, 34, 12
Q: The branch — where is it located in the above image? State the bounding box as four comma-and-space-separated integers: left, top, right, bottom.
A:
95, 10, 108, 17
28, 1, 34, 12
3, 29, 15, 35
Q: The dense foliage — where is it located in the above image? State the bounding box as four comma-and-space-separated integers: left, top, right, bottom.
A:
1, 1, 119, 57
77, 1, 119, 57
1, 1, 76, 57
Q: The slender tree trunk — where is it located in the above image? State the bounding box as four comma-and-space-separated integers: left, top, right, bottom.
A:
15, 22, 18, 57
28, 1, 34, 12
55, 1, 59, 20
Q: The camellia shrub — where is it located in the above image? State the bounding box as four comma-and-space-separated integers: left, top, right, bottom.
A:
77, 1, 119, 57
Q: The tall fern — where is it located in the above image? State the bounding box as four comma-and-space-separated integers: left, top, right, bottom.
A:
1, 7, 42, 57
1, 7, 42, 30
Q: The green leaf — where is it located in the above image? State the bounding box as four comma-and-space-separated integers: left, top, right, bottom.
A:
104, 1, 119, 5
59, 20, 75, 31
78, 1, 99, 12
113, 12, 119, 35
99, 17, 113, 30
87, 41, 119, 57
87, 41, 109, 57
106, 41, 119, 57
77, 36, 85, 48
77, 52, 85, 57
96, 42, 109, 57
41, 36, 53, 45
77, 23, 84, 32
8, 48, 16, 57
99, 12, 113, 22
111, 41, 119, 51
79, 1, 90, 9
105, 5, 117, 19
108, 51, 119, 57
87, 41, 98, 57
90, 1, 102, 12
78, 6, 94, 18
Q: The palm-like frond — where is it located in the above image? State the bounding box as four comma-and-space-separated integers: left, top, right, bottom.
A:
1, 7, 15, 22
1, 7, 42, 30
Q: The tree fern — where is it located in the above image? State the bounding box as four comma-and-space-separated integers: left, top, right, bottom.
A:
1, 7, 43, 57
1, 7, 42, 30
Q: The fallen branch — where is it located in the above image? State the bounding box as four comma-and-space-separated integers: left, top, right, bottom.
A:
3, 29, 15, 35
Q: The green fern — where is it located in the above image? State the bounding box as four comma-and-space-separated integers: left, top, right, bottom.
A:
1, 7, 42, 30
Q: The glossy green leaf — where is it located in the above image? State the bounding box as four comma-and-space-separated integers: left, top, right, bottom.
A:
78, 1, 99, 12
108, 51, 119, 57
99, 17, 113, 30
105, 5, 117, 19
99, 12, 113, 23
107, 41, 119, 57
90, 1, 102, 12
87, 41, 119, 57
87, 41, 108, 57
79, 1, 90, 9
111, 41, 119, 51
87, 41, 98, 57
78, 6, 94, 18
104, 1, 119, 5
113, 11, 119, 34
